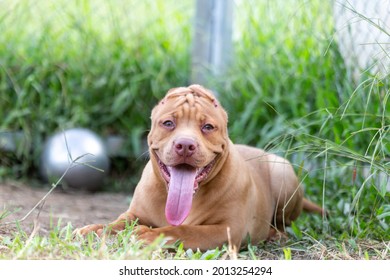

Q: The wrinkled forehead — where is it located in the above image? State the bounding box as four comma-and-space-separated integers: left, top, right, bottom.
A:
151, 85, 227, 123
163, 85, 219, 107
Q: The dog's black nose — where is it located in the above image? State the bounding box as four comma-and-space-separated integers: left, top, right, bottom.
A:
174, 138, 197, 157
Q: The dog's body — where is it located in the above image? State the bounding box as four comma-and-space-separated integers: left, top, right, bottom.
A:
76, 85, 323, 251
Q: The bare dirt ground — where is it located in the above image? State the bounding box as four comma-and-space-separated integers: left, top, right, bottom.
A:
0, 181, 130, 236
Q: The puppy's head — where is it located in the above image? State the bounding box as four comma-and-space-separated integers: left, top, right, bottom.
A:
148, 84, 229, 226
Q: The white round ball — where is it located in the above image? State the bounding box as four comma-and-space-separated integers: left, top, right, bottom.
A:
40, 128, 110, 191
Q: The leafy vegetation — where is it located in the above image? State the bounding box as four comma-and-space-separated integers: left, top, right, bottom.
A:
0, 0, 389, 259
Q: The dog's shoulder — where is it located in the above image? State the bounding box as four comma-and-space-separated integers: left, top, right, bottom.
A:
233, 144, 268, 161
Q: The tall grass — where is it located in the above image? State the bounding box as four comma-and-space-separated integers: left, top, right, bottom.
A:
0, 0, 192, 174
0, 0, 389, 244
218, 0, 389, 240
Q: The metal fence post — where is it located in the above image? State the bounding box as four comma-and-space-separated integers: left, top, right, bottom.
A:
191, 0, 233, 94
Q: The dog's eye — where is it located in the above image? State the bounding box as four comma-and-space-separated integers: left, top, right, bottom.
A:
162, 120, 175, 129
202, 123, 215, 132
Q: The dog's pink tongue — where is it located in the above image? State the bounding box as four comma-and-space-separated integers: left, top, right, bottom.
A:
165, 165, 197, 226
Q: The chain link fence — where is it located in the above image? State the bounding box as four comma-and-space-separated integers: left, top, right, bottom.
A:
334, 0, 390, 82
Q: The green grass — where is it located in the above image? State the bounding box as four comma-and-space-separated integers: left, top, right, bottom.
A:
1, 221, 388, 260
0, 0, 192, 174
0, 0, 389, 259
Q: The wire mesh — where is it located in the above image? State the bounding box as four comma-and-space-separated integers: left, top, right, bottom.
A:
333, 0, 390, 82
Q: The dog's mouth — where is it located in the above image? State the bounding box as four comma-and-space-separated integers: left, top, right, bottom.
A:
158, 160, 215, 191
156, 156, 216, 226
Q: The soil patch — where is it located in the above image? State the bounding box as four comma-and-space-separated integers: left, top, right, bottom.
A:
0, 181, 130, 236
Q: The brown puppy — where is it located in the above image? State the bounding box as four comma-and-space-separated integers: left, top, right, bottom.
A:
75, 85, 323, 251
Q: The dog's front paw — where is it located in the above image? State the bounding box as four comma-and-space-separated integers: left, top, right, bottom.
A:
73, 224, 105, 237
134, 225, 157, 244
134, 226, 177, 245
133, 225, 167, 245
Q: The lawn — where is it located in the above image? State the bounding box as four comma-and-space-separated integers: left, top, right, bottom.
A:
0, 0, 389, 260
